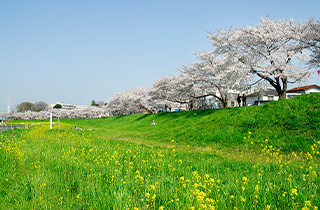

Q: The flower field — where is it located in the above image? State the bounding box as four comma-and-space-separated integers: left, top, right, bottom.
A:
1, 94, 320, 209
1, 122, 319, 209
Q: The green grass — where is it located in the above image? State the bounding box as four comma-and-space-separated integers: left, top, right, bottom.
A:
65, 93, 320, 153
1, 93, 319, 209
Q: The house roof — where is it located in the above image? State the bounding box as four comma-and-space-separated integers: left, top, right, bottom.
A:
287, 84, 320, 92
246, 89, 278, 97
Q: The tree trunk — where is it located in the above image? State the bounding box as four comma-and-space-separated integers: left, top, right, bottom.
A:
220, 95, 228, 108
278, 90, 287, 99
139, 105, 153, 114
222, 100, 228, 108
278, 78, 287, 99
217, 87, 228, 108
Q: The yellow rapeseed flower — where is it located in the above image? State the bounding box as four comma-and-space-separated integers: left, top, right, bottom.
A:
150, 185, 155, 190
290, 188, 298, 196
255, 185, 259, 192
304, 200, 311, 206
151, 194, 156, 200
240, 196, 245, 202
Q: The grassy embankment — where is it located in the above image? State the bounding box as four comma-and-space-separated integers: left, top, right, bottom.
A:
68, 93, 319, 153
0, 93, 319, 209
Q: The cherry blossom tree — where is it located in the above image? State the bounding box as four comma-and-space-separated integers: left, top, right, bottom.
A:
179, 52, 247, 108
298, 18, 320, 67
106, 86, 154, 115
149, 74, 205, 109
207, 18, 315, 98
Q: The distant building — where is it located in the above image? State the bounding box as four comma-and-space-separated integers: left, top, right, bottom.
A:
48, 102, 75, 110
75, 104, 90, 109
286, 84, 320, 98
201, 88, 239, 108
244, 84, 320, 106
49, 102, 89, 110
245, 88, 279, 106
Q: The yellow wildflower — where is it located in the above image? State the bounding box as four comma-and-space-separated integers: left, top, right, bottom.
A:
240, 196, 245, 202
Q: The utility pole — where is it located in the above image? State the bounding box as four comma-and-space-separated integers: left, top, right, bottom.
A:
3, 96, 14, 113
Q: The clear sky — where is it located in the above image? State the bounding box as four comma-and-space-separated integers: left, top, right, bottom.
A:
1, 0, 320, 111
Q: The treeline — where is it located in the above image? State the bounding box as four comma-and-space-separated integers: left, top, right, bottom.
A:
16, 101, 48, 112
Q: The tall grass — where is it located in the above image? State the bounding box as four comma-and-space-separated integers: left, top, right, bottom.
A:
1, 125, 319, 209
1, 93, 319, 209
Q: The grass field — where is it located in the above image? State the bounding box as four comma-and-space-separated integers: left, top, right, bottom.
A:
1, 93, 319, 209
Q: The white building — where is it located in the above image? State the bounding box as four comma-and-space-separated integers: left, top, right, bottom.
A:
48, 102, 89, 110
75, 104, 90, 109
286, 84, 320, 98
244, 84, 320, 106
48, 102, 75, 110
245, 88, 279, 106
201, 88, 239, 108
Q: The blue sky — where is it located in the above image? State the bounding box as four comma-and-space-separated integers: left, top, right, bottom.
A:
1, 0, 320, 111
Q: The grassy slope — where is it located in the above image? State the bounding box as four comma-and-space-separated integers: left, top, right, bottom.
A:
64, 93, 320, 153
1, 93, 319, 209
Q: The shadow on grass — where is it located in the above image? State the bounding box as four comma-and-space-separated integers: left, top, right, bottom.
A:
135, 114, 151, 121
114, 115, 127, 120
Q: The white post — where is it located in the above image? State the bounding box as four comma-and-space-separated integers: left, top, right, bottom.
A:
50, 113, 52, 130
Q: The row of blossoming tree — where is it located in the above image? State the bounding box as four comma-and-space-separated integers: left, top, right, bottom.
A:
105, 18, 320, 115
4, 106, 105, 120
